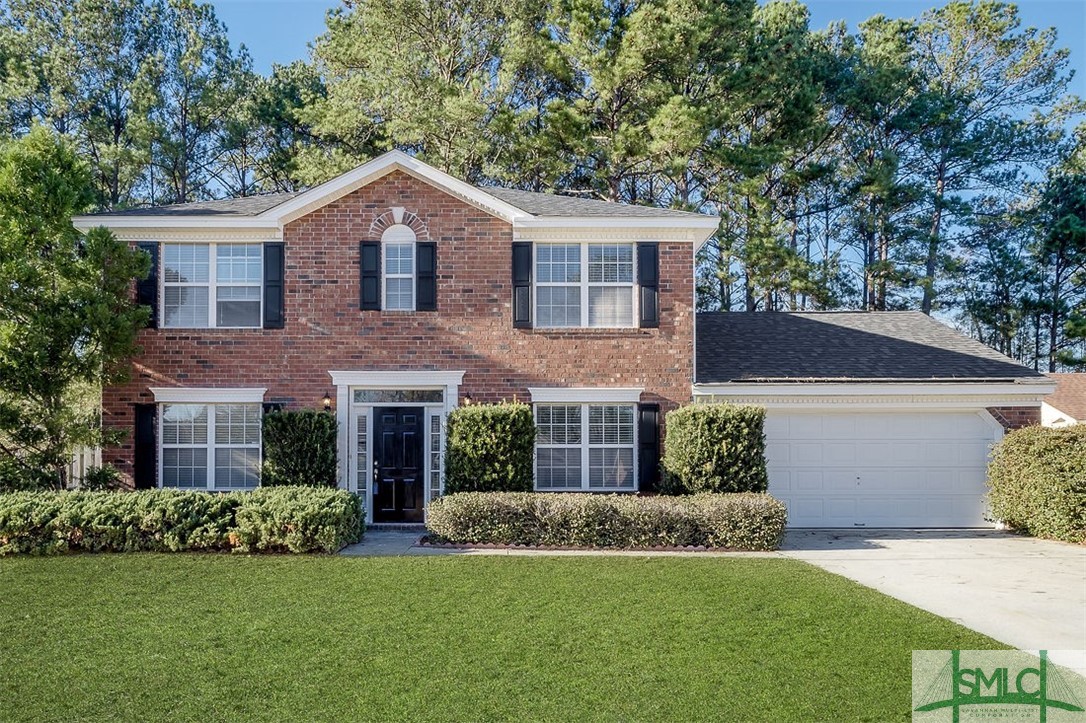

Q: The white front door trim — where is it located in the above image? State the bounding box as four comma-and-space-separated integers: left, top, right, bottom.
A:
328, 370, 464, 522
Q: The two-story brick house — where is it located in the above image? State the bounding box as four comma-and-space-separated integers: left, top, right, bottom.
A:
75, 151, 719, 522
78, 150, 1056, 529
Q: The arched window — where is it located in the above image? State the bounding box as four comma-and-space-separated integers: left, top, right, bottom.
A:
382, 224, 416, 310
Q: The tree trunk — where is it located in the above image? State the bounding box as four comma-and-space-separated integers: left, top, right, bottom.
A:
922, 170, 946, 315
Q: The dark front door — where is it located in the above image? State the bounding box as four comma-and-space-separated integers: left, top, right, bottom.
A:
373, 407, 425, 522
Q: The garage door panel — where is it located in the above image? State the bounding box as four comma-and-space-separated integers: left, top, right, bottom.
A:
762, 410, 997, 528
792, 443, 823, 464
823, 443, 856, 465
890, 441, 923, 464
856, 442, 893, 464
794, 470, 824, 491
924, 442, 961, 465
789, 415, 824, 436
764, 415, 791, 437
823, 416, 856, 436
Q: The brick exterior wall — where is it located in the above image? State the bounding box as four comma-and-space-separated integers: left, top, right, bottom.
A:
986, 406, 1041, 431
102, 171, 694, 481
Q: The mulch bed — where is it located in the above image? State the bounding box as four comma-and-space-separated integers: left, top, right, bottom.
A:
416, 535, 746, 553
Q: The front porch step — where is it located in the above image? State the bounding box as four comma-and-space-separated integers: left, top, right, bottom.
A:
366, 523, 426, 532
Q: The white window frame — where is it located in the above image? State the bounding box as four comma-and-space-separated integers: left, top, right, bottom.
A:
161, 242, 263, 329
381, 225, 417, 312
150, 388, 266, 491
533, 242, 637, 329
533, 401, 638, 492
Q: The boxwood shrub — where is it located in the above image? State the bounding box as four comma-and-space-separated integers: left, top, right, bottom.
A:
426, 492, 787, 551
444, 402, 536, 493
262, 410, 338, 487
0, 486, 363, 556
661, 404, 768, 494
988, 425, 1086, 544
232, 486, 364, 553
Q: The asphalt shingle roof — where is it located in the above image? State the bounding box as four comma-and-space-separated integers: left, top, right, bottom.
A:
478, 186, 707, 218
1045, 373, 1086, 420
86, 183, 705, 220
89, 192, 300, 217
695, 311, 1045, 383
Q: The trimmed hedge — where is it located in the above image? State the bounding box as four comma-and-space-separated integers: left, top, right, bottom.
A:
426, 492, 787, 551
444, 402, 536, 493
262, 410, 338, 487
988, 425, 1086, 544
661, 404, 768, 494
232, 486, 364, 553
0, 486, 364, 556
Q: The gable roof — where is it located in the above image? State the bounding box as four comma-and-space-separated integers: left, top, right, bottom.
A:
695, 311, 1046, 384
78, 151, 716, 231
1045, 373, 1086, 420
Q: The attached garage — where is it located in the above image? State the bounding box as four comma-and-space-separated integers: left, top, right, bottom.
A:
695, 312, 1055, 528
762, 408, 998, 527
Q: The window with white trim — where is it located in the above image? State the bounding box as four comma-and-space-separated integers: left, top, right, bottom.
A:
535, 403, 636, 490
535, 243, 635, 328
163, 243, 262, 328
160, 403, 261, 489
382, 224, 416, 311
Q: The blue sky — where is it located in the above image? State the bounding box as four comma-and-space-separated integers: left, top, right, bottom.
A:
211, 0, 1085, 97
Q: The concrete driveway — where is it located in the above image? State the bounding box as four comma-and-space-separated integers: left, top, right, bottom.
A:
781, 529, 1086, 673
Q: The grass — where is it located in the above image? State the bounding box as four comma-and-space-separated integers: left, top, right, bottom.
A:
0, 554, 1002, 722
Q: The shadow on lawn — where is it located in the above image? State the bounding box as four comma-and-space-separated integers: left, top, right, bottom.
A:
780, 527, 1017, 551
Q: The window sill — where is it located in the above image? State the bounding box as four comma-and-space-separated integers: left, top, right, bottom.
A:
535, 487, 638, 494
155, 326, 268, 332
522, 327, 650, 337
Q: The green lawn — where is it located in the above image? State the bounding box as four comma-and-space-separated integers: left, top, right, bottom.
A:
0, 555, 1002, 722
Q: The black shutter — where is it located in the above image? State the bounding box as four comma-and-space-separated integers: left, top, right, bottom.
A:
359, 241, 381, 310
136, 242, 158, 329
263, 242, 285, 329
416, 242, 437, 311
638, 403, 660, 492
133, 404, 156, 490
512, 242, 532, 328
637, 242, 659, 328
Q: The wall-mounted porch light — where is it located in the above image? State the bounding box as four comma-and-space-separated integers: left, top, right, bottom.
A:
322, 391, 333, 412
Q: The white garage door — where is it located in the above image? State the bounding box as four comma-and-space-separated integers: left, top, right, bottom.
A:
764, 410, 999, 528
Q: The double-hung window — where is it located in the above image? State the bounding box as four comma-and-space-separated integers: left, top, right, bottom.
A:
535, 243, 635, 328
535, 403, 637, 490
382, 225, 416, 311
160, 403, 261, 490
162, 243, 262, 328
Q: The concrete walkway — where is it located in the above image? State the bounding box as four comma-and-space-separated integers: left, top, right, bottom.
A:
780, 529, 1086, 674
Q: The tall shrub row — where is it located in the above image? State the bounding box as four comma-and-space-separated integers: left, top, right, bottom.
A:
444, 402, 536, 493
262, 410, 339, 487
988, 425, 1086, 543
661, 404, 768, 494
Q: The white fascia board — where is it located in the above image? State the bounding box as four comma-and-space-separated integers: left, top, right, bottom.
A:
528, 387, 644, 403
328, 370, 466, 388
514, 215, 719, 247
72, 216, 280, 231
150, 387, 267, 403
263, 150, 529, 224
692, 381, 1056, 403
